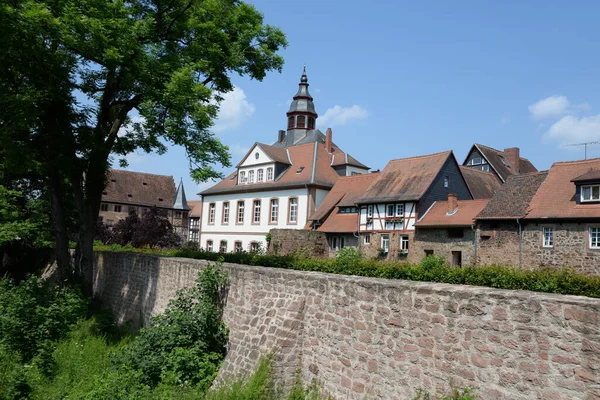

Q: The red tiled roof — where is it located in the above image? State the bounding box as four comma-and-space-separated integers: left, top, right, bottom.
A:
571, 169, 600, 183
103, 169, 176, 208
309, 173, 379, 221
330, 151, 369, 169
526, 158, 600, 219
476, 172, 548, 219
236, 143, 290, 167
188, 200, 202, 218
358, 151, 453, 203
317, 213, 358, 233
459, 166, 501, 199
415, 199, 490, 227
470, 144, 538, 182
202, 141, 359, 195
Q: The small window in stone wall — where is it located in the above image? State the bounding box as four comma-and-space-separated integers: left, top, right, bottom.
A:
364, 234, 370, 244
447, 228, 464, 238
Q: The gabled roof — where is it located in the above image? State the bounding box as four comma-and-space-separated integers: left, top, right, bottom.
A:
415, 199, 490, 227
459, 166, 501, 199
357, 151, 453, 204
476, 172, 548, 219
527, 158, 600, 220
331, 151, 369, 169
235, 143, 290, 168
571, 169, 600, 183
465, 144, 537, 183
187, 200, 202, 218
310, 173, 379, 221
201, 142, 348, 195
103, 169, 178, 209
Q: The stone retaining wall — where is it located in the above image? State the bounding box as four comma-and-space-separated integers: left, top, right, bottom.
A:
93, 252, 600, 400
267, 228, 329, 257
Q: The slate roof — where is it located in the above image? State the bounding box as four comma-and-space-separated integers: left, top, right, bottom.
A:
415, 199, 490, 227
459, 166, 501, 199
173, 180, 191, 210
271, 129, 333, 148
103, 169, 179, 208
476, 172, 548, 219
357, 151, 453, 204
201, 142, 348, 195
467, 144, 538, 182
527, 158, 600, 220
188, 200, 202, 218
310, 173, 379, 222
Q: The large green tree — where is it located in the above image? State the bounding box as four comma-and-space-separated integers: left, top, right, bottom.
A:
0, 0, 286, 291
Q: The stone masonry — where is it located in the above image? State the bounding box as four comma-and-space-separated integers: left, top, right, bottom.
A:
94, 251, 600, 400
410, 228, 476, 266
268, 228, 329, 258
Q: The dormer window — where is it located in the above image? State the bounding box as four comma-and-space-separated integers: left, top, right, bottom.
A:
581, 184, 600, 202
257, 169, 264, 182
249, 170, 255, 183
240, 171, 247, 184
267, 167, 274, 181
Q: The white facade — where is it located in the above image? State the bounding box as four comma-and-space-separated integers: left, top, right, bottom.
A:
358, 202, 418, 232
200, 187, 317, 252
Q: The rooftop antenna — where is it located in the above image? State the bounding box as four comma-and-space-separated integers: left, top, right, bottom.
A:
564, 141, 600, 160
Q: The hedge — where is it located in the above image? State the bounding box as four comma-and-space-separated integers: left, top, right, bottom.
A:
93, 244, 600, 299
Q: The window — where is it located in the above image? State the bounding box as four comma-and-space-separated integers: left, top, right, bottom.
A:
100, 203, 108, 212
590, 227, 600, 249
206, 240, 213, 252
288, 116, 294, 129
219, 240, 227, 253
254, 152, 260, 160
288, 198, 298, 223
106, 219, 113, 226
114, 205, 122, 213
267, 167, 274, 181
339, 207, 358, 213
481, 165, 490, 172
270, 199, 279, 223
297, 115, 306, 128
452, 251, 462, 267
396, 204, 404, 217
250, 242, 260, 252
400, 235, 409, 250
240, 171, 247, 184
425, 250, 434, 257
237, 201, 245, 224
249, 170, 255, 183
468, 157, 483, 165
381, 235, 389, 253
330, 236, 344, 250
443, 176, 449, 188
367, 205, 373, 218
222, 202, 230, 224
543, 227, 553, 248
257, 169, 264, 182
581, 185, 600, 202
386, 204, 395, 217
191, 231, 199, 241
175, 211, 182, 219
448, 228, 464, 238
253, 200, 261, 224
385, 220, 394, 230
208, 203, 216, 224
308, 117, 315, 129
235, 241, 243, 253
364, 234, 370, 244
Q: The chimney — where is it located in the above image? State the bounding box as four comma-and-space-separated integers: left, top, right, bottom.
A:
325, 128, 332, 153
278, 130, 286, 143
503, 147, 520, 173
447, 193, 457, 214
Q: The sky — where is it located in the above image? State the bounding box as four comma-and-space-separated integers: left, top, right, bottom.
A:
122, 1, 600, 200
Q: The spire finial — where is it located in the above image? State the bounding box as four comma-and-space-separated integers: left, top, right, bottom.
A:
300, 65, 308, 83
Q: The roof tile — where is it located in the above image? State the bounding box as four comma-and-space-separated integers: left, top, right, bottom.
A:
459, 166, 501, 199
415, 199, 490, 227
103, 170, 177, 208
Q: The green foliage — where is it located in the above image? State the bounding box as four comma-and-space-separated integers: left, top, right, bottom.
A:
414, 387, 476, 400
334, 247, 364, 269
0, 185, 52, 248
95, 244, 600, 298
0, 276, 87, 365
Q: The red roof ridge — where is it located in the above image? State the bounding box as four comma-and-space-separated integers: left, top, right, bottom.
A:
551, 157, 600, 166
110, 169, 173, 179
387, 150, 452, 163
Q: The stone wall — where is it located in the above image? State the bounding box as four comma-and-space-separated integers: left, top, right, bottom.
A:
268, 228, 328, 257
410, 228, 476, 266
359, 231, 413, 262
475, 221, 520, 267
94, 252, 600, 400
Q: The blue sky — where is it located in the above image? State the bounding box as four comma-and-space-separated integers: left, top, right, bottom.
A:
123, 1, 600, 200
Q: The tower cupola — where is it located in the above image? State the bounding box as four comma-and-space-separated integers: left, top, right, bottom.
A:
286, 66, 318, 132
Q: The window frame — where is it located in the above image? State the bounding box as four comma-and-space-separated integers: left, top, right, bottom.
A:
236, 201, 245, 224
581, 184, 600, 202
400, 235, 409, 250
364, 233, 370, 244
252, 199, 261, 224
266, 167, 274, 181
542, 226, 553, 248
239, 171, 247, 184
219, 240, 227, 253
100, 203, 109, 212
222, 202, 230, 225
367, 205, 373, 218
206, 240, 213, 252
386, 204, 395, 217
234, 241, 243, 253
257, 169, 264, 182
269, 198, 279, 224
114, 205, 122, 213
288, 197, 299, 224
208, 203, 216, 225
248, 170, 255, 184
381, 234, 390, 253
589, 226, 600, 249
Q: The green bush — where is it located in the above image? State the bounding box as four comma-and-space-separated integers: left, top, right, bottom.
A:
95, 244, 600, 298
414, 387, 476, 400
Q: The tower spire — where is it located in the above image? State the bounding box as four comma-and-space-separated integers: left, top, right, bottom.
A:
286, 66, 317, 132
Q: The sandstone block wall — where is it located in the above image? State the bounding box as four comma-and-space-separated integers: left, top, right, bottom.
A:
94, 252, 600, 400
410, 228, 476, 265
268, 229, 329, 257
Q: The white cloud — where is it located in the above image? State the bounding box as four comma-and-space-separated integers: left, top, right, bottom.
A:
319, 105, 369, 127
529, 95, 570, 120
213, 87, 255, 133
545, 115, 600, 146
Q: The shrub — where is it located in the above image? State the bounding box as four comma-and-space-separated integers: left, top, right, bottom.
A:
414, 387, 476, 400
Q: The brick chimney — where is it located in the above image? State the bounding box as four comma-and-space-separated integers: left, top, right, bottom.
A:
278, 130, 286, 143
447, 193, 458, 213
325, 128, 333, 153
503, 147, 520, 173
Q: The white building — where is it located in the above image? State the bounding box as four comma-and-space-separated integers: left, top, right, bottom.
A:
200, 68, 369, 252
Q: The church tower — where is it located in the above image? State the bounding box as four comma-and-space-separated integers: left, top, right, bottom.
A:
286, 66, 318, 132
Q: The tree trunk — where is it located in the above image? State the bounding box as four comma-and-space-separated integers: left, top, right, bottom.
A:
48, 170, 71, 284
